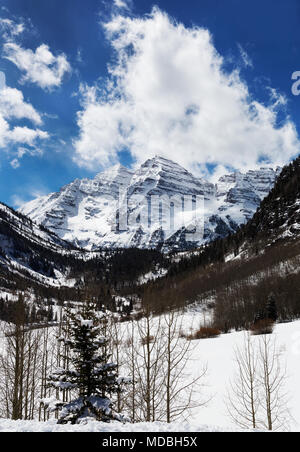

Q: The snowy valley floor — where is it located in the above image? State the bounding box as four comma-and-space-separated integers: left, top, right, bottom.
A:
188, 319, 300, 431
0, 319, 299, 432
0, 419, 242, 432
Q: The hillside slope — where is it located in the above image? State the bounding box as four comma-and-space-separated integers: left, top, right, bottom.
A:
0, 201, 167, 304
142, 156, 300, 328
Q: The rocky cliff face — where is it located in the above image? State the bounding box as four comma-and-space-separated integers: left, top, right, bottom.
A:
20, 157, 281, 251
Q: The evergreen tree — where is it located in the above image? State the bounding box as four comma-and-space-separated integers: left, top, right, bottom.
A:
253, 293, 278, 330
266, 293, 278, 322
46, 302, 130, 424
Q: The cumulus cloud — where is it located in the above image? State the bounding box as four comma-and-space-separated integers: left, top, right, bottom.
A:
3, 43, 71, 91
0, 13, 71, 91
73, 8, 300, 177
0, 72, 48, 155
0, 14, 60, 167
7, 126, 48, 145
0, 85, 42, 124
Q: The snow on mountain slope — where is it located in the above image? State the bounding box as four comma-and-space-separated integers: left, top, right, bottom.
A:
20, 164, 134, 250
216, 167, 282, 222
20, 157, 280, 251
0, 202, 80, 287
0, 202, 73, 252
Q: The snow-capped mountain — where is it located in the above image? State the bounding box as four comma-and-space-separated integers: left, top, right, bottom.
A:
0, 201, 79, 288
216, 167, 282, 223
19, 157, 281, 251
190, 156, 300, 270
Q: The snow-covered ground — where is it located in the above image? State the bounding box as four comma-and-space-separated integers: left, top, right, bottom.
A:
0, 311, 299, 432
0, 419, 248, 432
110, 313, 300, 431
187, 320, 300, 431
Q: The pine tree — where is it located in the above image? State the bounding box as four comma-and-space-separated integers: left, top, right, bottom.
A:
46, 302, 130, 424
266, 293, 278, 322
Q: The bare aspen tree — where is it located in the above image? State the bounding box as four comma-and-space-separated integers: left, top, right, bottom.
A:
0, 295, 43, 420
123, 319, 140, 423
11, 295, 26, 420
123, 307, 165, 422
39, 327, 58, 421
23, 329, 41, 420
136, 311, 165, 422
49, 305, 79, 409
123, 309, 209, 423
110, 316, 127, 413
226, 333, 260, 429
162, 310, 209, 423
258, 334, 289, 431
0, 295, 27, 420
227, 333, 290, 431
0, 321, 10, 418
127, 320, 136, 422
39, 327, 50, 421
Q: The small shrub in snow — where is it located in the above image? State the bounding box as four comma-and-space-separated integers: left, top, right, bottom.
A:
250, 319, 274, 336
188, 327, 221, 340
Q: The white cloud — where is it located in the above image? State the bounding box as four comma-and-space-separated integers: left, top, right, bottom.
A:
0, 114, 9, 148
7, 126, 48, 145
73, 8, 300, 177
0, 114, 48, 149
74, 84, 128, 168
3, 43, 71, 90
10, 158, 20, 169
0, 72, 48, 153
0, 13, 71, 90
237, 44, 253, 68
11, 194, 26, 208
0, 71, 5, 90
0, 85, 42, 124
11, 187, 49, 208
0, 15, 55, 166
113, 0, 130, 9
0, 17, 24, 40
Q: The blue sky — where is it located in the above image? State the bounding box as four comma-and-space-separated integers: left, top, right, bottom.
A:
0, 0, 300, 207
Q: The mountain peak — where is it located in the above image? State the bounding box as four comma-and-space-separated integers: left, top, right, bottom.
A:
137, 156, 195, 183
95, 163, 133, 181
144, 155, 186, 168
19, 157, 280, 252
